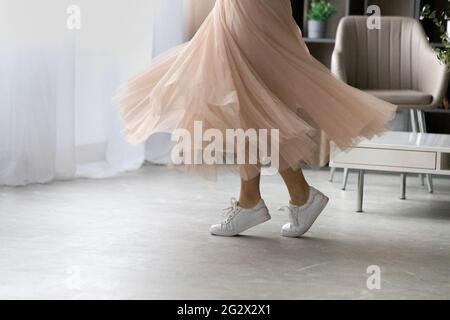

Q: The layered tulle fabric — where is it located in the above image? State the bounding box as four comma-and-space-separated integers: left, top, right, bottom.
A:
115, 0, 397, 180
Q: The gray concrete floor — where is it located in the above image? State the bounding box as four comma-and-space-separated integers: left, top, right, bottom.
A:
0, 165, 449, 300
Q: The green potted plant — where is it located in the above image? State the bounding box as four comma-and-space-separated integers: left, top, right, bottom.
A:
421, 3, 450, 66
421, 2, 450, 109
307, 0, 337, 39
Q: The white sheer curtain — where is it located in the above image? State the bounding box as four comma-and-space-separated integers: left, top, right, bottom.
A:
0, 0, 206, 186
145, 0, 216, 165
0, 1, 79, 185
145, 0, 185, 165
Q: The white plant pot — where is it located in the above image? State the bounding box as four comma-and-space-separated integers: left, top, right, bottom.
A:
308, 20, 326, 39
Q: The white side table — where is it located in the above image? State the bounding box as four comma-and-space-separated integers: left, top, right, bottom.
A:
330, 132, 450, 212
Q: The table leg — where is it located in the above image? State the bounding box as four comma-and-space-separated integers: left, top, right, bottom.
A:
410, 109, 426, 187
426, 174, 434, 194
328, 167, 336, 182
342, 168, 349, 191
400, 173, 406, 200
357, 170, 365, 213
417, 110, 434, 194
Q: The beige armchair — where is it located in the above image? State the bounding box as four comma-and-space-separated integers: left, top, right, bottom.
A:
329, 16, 449, 192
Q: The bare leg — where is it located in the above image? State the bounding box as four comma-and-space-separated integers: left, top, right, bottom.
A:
239, 173, 262, 209
280, 167, 310, 206
238, 143, 262, 209
210, 169, 267, 237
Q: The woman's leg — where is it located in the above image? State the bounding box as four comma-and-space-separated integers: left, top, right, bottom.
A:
239, 173, 262, 209
279, 167, 310, 206
210, 169, 269, 237
238, 143, 262, 209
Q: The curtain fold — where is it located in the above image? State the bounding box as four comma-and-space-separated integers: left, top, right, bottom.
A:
0, 0, 215, 186
0, 0, 153, 186
0, 0, 77, 185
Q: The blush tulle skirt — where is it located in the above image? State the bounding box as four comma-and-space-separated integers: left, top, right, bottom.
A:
115, 0, 397, 180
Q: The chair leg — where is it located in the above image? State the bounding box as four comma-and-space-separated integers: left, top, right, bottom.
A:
417, 109, 427, 132
417, 110, 434, 194
328, 167, 336, 182
409, 109, 418, 132
410, 109, 425, 186
342, 168, 349, 190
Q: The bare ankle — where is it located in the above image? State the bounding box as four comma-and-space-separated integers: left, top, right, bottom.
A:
290, 187, 310, 207
238, 197, 261, 209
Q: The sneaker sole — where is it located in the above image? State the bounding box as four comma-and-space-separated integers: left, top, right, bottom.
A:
210, 212, 272, 237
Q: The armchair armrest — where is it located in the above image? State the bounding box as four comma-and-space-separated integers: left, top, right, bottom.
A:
417, 45, 449, 108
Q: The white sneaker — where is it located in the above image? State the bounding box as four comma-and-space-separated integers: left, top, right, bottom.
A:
210, 198, 271, 237
280, 187, 329, 238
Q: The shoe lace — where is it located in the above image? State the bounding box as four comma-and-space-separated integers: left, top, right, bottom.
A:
222, 198, 241, 223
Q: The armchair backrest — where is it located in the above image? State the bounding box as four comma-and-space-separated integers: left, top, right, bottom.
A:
333, 16, 434, 91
